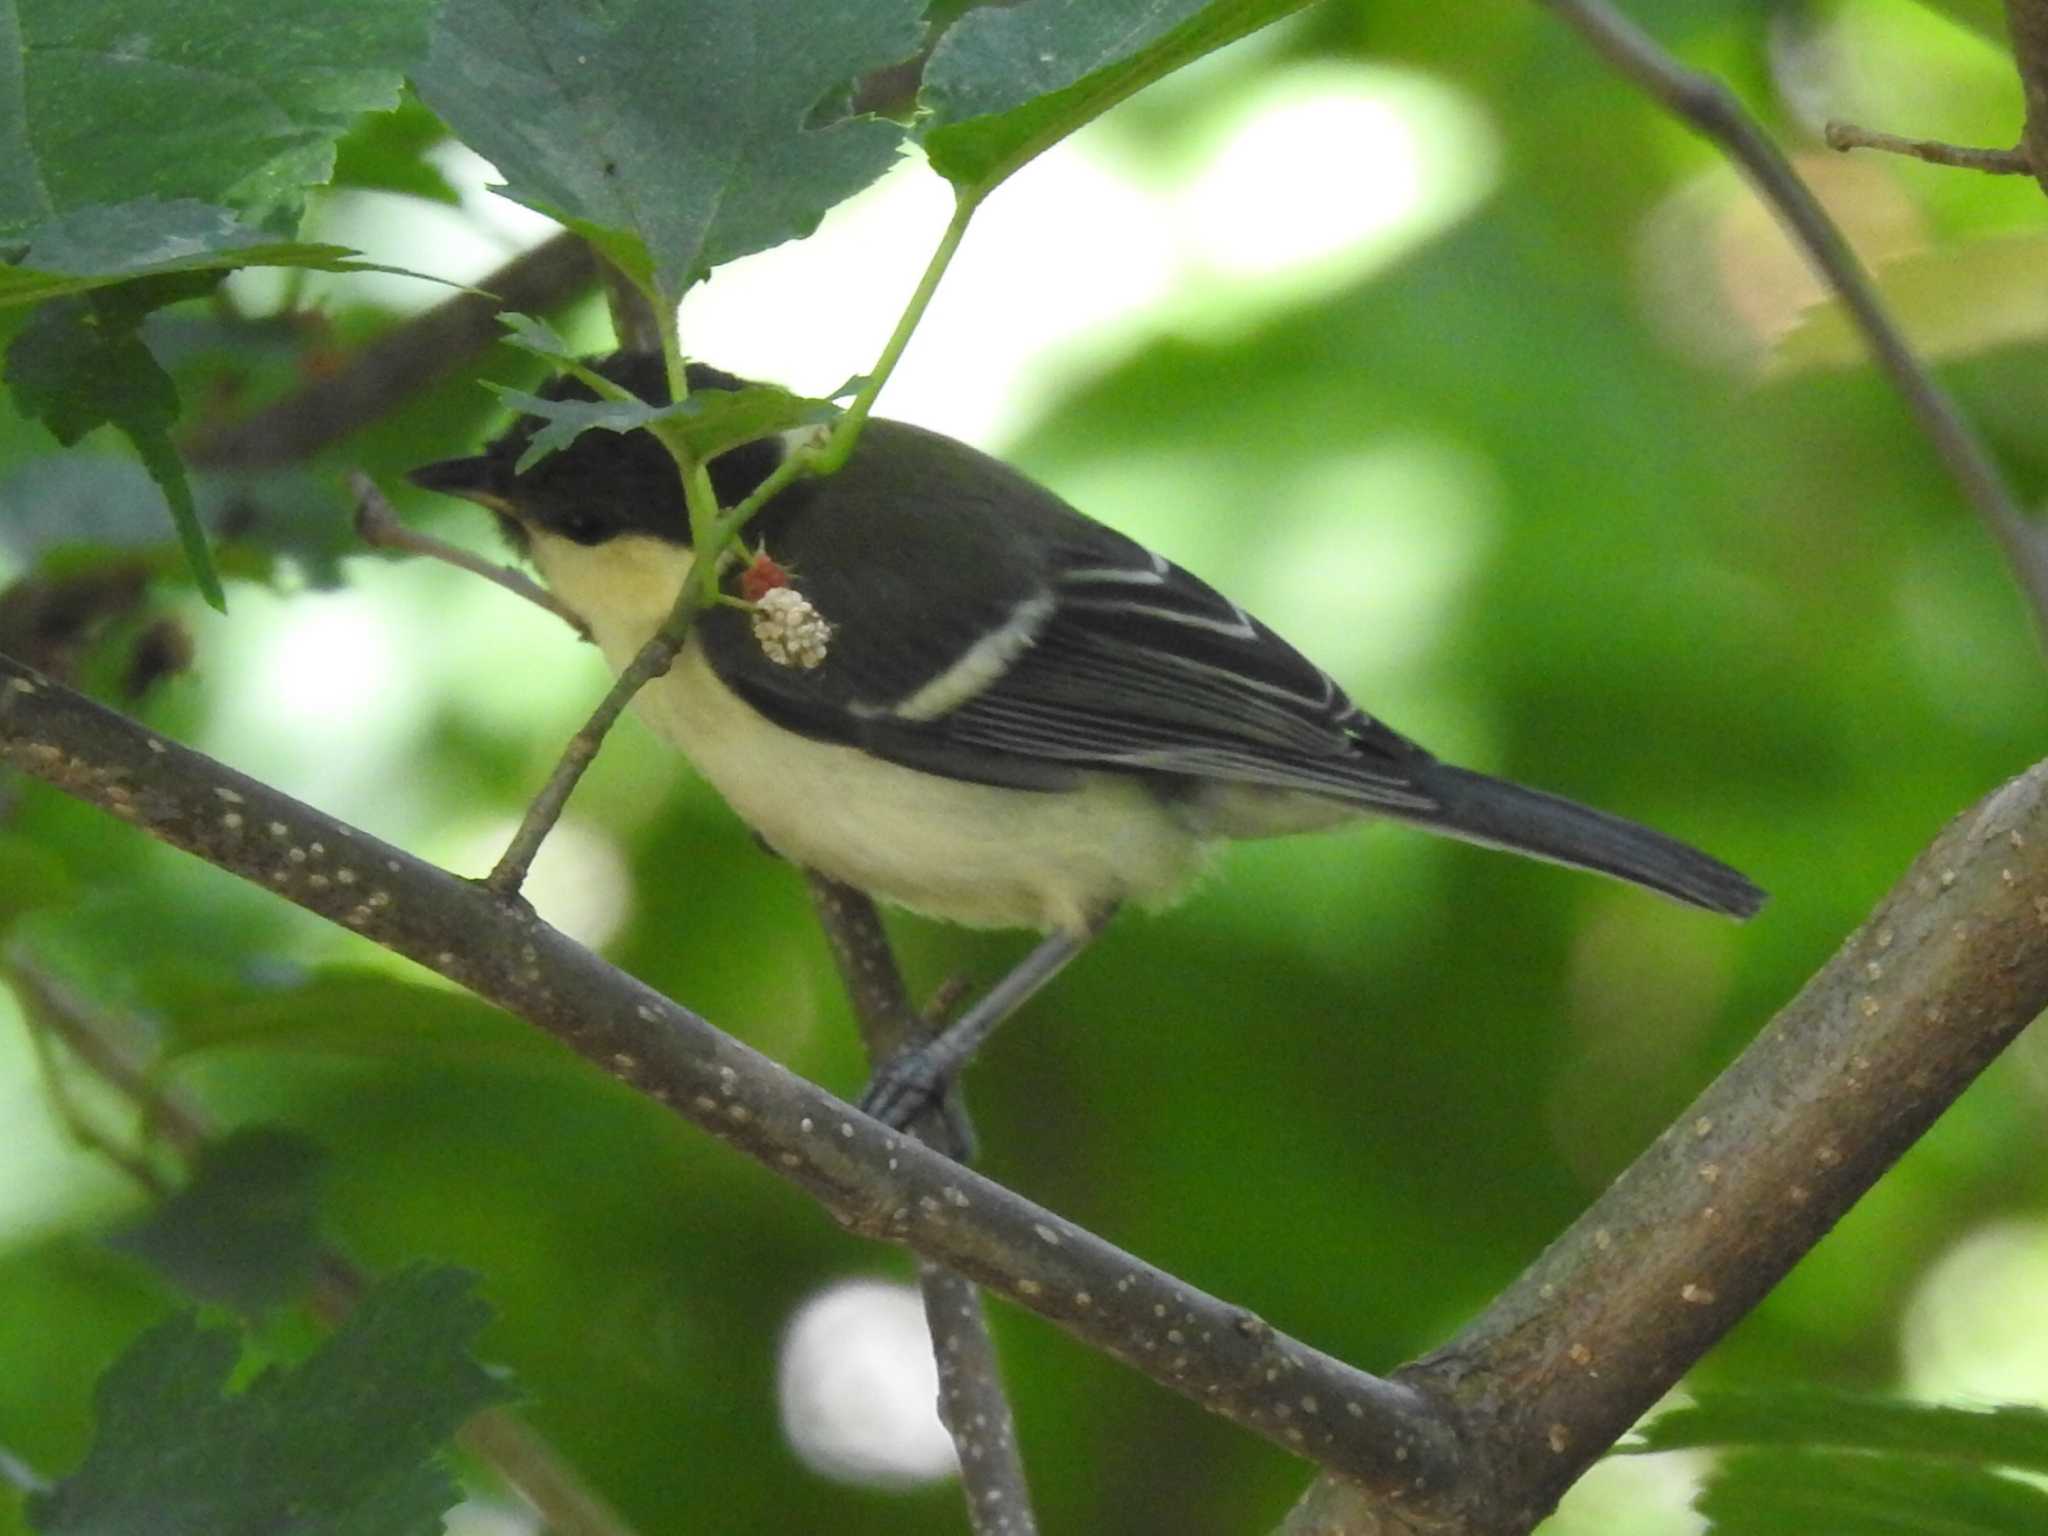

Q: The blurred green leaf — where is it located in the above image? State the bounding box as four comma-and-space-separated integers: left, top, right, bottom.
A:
162, 970, 567, 1066
1631, 1388, 2048, 1473
4, 297, 220, 608
921, 0, 1313, 191
415, 0, 922, 303
1697, 1447, 2048, 1535
1910, 0, 2012, 43
106, 1128, 327, 1317
0, 200, 425, 309
0, 0, 435, 237
1775, 234, 2048, 373
0, 837, 76, 935
27, 1265, 510, 1536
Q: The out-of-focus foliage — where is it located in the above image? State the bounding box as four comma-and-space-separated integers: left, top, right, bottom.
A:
1, 2, 2046, 1534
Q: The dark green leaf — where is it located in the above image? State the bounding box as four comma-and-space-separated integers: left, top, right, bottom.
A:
1699, 1448, 2048, 1535
0, 199, 424, 309
28, 1265, 511, 1536
329, 98, 460, 205
1629, 1388, 2048, 1474
921, 0, 1312, 192
495, 311, 581, 366
0, 0, 436, 236
415, 0, 923, 303
4, 297, 221, 607
107, 1128, 327, 1316
489, 381, 836, 473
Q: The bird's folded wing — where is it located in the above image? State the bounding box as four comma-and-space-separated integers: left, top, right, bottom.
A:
702, 523, 1440, 812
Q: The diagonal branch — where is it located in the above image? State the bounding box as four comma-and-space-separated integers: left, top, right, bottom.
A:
9, 649, 2048, 1533
1530, 0, 2048, 652
1284, 763, 2048, 1531
0, 655, 1454, 1496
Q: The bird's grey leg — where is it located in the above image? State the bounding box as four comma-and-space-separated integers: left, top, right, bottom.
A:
858, 908, 1115, 1132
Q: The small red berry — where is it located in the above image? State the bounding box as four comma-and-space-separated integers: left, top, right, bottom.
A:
740, 550, 791, 603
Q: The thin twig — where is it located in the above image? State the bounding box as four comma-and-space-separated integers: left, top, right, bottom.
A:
484, 601, 700, 894
5, 957, 644, 1536
1823, 119, 2032, 173
349, 472, 591, 639
803, 872, 1035, 1536
1532, 0, 2048, 651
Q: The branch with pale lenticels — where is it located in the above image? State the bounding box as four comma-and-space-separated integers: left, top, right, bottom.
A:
6, 638, 2048, 1531
0, 654, 1456, 1497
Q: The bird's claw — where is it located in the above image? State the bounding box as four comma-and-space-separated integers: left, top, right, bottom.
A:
858, 1048, 946, 1132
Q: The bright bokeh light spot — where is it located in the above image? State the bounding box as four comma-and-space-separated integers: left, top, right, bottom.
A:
777, 1278, 955, 1488
456, 816, 633, 951
1241, 438, 1497, 678
674, 61, 1493, 446
1168, 64, 1496, 314
1542, 1434, 1707, 1536
1901, 1219, 2048, 1401
198, 582, 434, 833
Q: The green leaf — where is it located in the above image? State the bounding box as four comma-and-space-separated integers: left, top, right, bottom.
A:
0, 0, 436, 237
495, 311, 582, 366
161, 970, 568, 1065
1698, 1447, 2048, 1535
5, 297, 221, 608
1629, 1388, 2048, 1474
1774, 234, 2048, 375
0, 199, 420, 310
921, 0, 1314, 193
28, 1265, 511, 1536
489, 381, 836, 473
329, 97, 459, 206
0, 834, 76, 933
106, 1128, 328, 1317
1909, 0, 2010, 42
414, 0, 923, 304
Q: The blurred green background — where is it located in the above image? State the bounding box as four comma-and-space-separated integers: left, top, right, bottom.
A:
4, 1, 2047, 1532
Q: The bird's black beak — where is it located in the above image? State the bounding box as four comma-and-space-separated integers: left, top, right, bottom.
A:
406, 455, 509, 506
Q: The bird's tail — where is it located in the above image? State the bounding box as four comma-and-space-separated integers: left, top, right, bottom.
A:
1404, 763, 1765, 919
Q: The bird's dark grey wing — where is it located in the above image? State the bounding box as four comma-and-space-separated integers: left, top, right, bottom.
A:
696, 446, 1438, 812
921, 540, 1441, 811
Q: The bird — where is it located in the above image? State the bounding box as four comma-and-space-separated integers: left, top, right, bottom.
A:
410, 350, 1764, 1124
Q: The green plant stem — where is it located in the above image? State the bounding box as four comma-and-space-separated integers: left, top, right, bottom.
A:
820, 190, 979, 470
489, 199, 980, 895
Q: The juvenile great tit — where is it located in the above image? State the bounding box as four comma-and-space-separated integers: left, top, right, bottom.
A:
411, 352, 1763, 1117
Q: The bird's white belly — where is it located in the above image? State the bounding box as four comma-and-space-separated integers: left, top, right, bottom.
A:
625, 644, 1205, 933
528, 527, 1207, 931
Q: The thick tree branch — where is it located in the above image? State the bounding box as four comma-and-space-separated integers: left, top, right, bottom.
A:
0, 656, 1452, 1495
9, 655, 2048, 1532
1281, 759, 2048, 1533
1530, 0, 2048, 651
804, 873, 1036, 1535
182, 233, 597, 472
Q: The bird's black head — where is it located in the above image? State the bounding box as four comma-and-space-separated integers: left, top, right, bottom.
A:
407, 352, 782, 554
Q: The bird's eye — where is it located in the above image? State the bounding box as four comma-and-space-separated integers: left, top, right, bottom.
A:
551, 506, 610, 545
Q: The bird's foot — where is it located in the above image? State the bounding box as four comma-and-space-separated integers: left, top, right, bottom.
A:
858, 1047, 948, 1131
